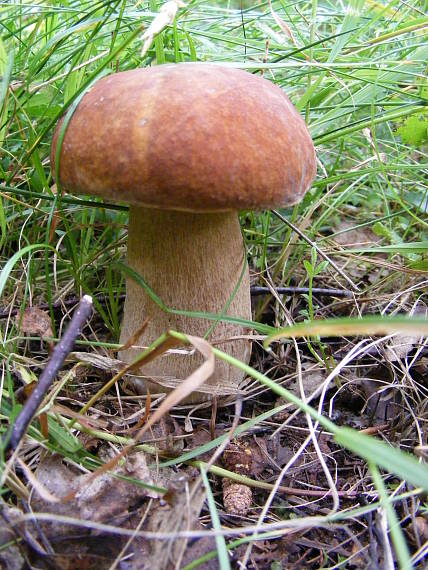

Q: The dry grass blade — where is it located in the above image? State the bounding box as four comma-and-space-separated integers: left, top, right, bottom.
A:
77, 332, 179, 416
118, 317, 150, 352
66, 333, 214, 499
268, 0, 298, 47
131, 334, 215, 439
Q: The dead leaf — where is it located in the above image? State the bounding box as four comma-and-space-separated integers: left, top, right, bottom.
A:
251, 434, 293, 474
383, 307, 426, 362
16, 307, 53, 339
25, 452, 155, 569
384, 333, 421, 362
287, 363, 325, 398
143, 480, 215, 570
135, 413, 184, 454
17, 458, 61, 504
0, 499, 26, 570
31, 451, 161, 530
186, 426, 227, 463
413, 516, 428, 542
333, 221, 381, 248
362, 378, 401, 423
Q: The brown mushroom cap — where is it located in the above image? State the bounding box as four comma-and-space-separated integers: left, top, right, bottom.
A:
51, 63, 316, 211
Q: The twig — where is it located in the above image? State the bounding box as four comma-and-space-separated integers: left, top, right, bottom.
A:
5, 295, 93, 451
0, 286, 352, 320
251, 286, 352, 297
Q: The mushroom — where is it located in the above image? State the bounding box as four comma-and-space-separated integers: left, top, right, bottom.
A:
51, 63, 316, 403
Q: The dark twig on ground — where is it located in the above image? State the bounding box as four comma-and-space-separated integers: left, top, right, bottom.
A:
251, 286, 352, 298
5, 295, 93, 451
0, 285, 352, 320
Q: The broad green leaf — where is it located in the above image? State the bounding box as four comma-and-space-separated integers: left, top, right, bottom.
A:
396, 114, 428, 147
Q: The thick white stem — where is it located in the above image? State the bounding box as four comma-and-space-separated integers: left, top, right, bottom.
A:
119, 206, 252, 403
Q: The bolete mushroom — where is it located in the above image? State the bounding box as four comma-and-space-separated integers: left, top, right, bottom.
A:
51, 63, 316, 403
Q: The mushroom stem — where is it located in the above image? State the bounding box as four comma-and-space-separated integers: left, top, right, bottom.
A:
119, 206, 252, 402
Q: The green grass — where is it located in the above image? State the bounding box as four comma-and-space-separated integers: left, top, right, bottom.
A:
1, 1, 427, 568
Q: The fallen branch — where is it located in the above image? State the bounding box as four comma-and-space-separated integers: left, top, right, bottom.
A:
0, 285, 352, 319
5, 295, 93, 451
